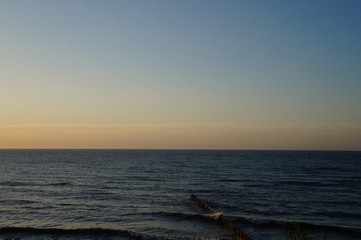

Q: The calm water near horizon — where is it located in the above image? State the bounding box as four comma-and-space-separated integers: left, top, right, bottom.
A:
0, 150, 360, 240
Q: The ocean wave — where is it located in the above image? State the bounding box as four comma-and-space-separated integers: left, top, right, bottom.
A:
0, 227, 225, 240
310, 210, 361, 219
0, 227, 139, 239
0, 181, 73, 187
47, 182, 73, 186
276, 180, 321, 186
154, 211, 220, 223
231, 215, 361, 235
0, 181, 31, 187
0, 199, 37, 205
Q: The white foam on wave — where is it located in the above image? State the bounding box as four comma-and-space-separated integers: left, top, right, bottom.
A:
207, 211, 223, 220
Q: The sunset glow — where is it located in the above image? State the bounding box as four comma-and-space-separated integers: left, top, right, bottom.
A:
1, 0, 360, 150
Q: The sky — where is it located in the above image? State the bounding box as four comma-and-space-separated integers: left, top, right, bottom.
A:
0, 0, 360, 150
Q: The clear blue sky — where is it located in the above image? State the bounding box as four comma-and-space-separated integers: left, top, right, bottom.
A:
1, 0, 360, 149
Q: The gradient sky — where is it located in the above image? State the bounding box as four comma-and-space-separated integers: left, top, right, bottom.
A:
1, 0, 360, 150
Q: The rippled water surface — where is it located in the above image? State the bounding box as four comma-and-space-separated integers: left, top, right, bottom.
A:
0, 150, 360, 239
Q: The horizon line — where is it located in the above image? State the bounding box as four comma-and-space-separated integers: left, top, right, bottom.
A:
0, 148, 360, 152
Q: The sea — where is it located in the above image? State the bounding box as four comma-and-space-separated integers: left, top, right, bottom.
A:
0, 150, 360, 240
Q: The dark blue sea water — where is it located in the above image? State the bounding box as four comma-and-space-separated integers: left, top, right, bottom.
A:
0, 150, 360, 240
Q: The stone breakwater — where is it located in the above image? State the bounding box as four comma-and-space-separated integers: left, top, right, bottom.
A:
191, 194, 252, 240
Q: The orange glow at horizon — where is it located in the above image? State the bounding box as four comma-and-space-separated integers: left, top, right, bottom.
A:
1, 123, 360, 150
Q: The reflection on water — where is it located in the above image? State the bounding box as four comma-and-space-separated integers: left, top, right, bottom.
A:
0, 150, 360, 239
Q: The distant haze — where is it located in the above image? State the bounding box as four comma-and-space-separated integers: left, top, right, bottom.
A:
1, 0, 360, 150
